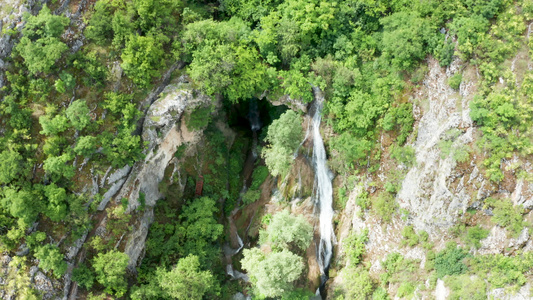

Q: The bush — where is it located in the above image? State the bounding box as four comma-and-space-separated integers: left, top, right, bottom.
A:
260, 210, 313, 252
445, 274, 487, 300
340, 266, 374, 299
241, 248, 305, 298
390, 145, 415, 167
486, 198, 524, 236
16, 5, 70, 74
373, 193, 398, 223
433, 242, 468, 279
242, 189, 261, 205
250, 166, 269, 190
396, 282, 415, 298
401, 225, 419, 247
464, 226, 489, 249
448, 73, 463, 90
72, 263, 95, 289
344, 228, 368, 265
382, 103, 415, 145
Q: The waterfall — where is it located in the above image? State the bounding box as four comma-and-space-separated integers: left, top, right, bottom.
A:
311, 87, 335, 284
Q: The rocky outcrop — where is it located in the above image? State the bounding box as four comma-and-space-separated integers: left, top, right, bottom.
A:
0, 255, 62, 300
396, 57, 480, 235
0, 0, 47, 89
113, 85, 210, 269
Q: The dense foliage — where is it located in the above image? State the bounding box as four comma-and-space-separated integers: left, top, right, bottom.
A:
1, 0, 533, 298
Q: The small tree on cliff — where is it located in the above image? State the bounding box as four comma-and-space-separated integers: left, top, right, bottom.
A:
92, 250, 129, 297
262, 110, 303, 177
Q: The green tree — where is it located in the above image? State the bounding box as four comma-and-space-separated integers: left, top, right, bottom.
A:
465, 226, 489, 249
262, 110, 303, 176
66, 100, 91, 131
72, 263, 95, 290
175, 197, 224, 264
341, 266, 375, 299
34, 244, 67, 278
241, 248, 305, 298
74, 136, 98, 157
42, 183, 68, 222
432, 242, 468, 278
39, 114, 70, 136
0, 150, 23, 185
93, 250, 130, 297
16, 5, 69, 74
121, 34, 166, 88
84, 0, 113, 44
1, 187, 42, 227
380, 12, 436, 69
157, 255, 218, 299
100, 127, 144, 168
132, 0, 182, 33
260, 210, 312, 252
43, 153, 75, 181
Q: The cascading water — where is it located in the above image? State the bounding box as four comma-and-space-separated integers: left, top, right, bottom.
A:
311, 87, 335, 290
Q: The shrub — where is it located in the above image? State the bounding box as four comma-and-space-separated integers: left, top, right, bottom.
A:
72, 263, 95, 289
242, 189, 261, 205
390, 145, 415, 167
401, 225, 419, 247
344, 228, 368, 265
250, 166, 269, 190
241, 248, 305, 298
16, 5, 70, 74
396, 282, 415, 298
464, 226, 489, 249
382, 103, 415, 145
448, 73, 463, 90
486, 198, 525, 236
373, 193, 398, 223
93, 250, 130, 296
34, 244, 67, 278
433, 242, 468, 278
338, 266, 375, 299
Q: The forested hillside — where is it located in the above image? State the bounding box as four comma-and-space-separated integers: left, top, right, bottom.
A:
1, 0, 533, 299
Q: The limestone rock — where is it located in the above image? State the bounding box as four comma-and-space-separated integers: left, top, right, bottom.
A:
118, 86, 210, 269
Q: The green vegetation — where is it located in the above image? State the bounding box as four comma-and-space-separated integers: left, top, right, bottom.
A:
429, 242, 468, 279
260, 209, 312, 251
16, 5, 69, 75
262, 110, 303, 177
242, 210, 312, 298
448, 73, 463, 90
464, 226, 489, 249
242, 248, 305, 298
485, 198, 525, 236
93, 250, 130, 297
1, 0, 533, 297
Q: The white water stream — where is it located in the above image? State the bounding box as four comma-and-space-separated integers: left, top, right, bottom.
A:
311, 87, 335, 278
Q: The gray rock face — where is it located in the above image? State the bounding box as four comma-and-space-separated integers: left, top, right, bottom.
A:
0, 254, 61, 299
117, 86, 210, 268
397, 57, 478, 235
